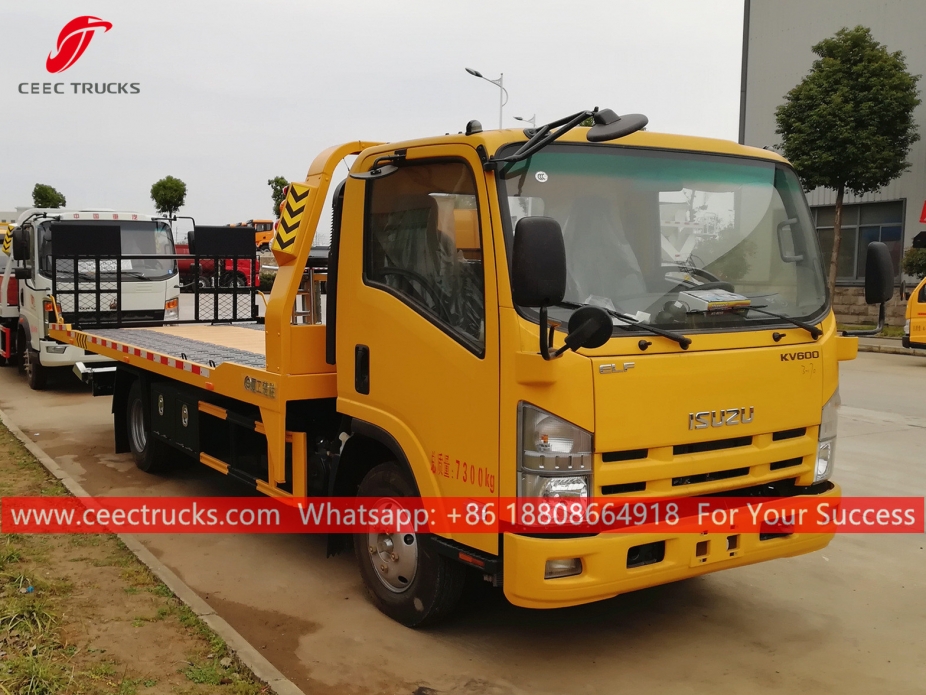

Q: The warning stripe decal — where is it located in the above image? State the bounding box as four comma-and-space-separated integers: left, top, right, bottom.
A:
51, 325, 211, 378
271, 181, 311, 254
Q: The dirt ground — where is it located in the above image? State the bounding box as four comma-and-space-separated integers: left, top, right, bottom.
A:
0, 422, 267, 695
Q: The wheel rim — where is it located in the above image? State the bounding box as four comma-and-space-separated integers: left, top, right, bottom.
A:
366, 499, 417, 593
129, 398, 147, 453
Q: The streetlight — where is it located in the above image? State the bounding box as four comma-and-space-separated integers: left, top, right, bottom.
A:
514, 114, 536, 129
465, 67, 508, 130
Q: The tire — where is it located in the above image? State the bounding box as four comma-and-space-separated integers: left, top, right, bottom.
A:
258, 243, 270, 253
353, 462, 465, 627
25, 348, 47, 390
126, 380, 171, 474
220, 272, 249, 288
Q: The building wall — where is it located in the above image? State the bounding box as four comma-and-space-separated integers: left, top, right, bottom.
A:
740, 0, 926, 324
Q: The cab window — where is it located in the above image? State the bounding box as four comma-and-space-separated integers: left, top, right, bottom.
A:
364, 160, 485, 352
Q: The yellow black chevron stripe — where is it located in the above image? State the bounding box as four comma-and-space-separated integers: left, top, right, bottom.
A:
1, 226, 11, 256
271, 182, 310, 255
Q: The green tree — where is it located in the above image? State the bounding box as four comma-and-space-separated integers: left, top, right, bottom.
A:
902, 247, 926, 280
32, 183, 66, 208
150, 176, 187, 219
268, 176, 288, 218
775, 26, 920, 296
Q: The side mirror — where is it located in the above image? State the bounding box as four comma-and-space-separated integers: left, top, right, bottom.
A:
511, 216, 568, 360
776, 218, 803, 262
511, 216, 566, 308
564, 306, 613, 351
11, 228, 28, 261
13, 267, 31, 280
843, 242, 894, 337
863, 241, 894, 305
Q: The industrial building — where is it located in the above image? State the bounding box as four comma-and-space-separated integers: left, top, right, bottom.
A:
739, 0, 926, 324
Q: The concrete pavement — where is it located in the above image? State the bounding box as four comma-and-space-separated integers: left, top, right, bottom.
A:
0, 351, 923, 694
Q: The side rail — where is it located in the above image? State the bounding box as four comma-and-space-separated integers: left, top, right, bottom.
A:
49, 223, 259, 328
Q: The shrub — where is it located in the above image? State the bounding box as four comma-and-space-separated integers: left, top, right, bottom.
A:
902, 247, 926, 280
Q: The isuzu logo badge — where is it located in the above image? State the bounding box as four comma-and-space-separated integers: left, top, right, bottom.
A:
689, 407, 755, 430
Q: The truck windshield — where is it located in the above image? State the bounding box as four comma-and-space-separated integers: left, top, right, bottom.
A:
498, 144, 828, 333
39, 220, 177, 281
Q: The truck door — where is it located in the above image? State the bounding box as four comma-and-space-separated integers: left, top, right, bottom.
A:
338, 146, 500, 554
16, 221, 40, 347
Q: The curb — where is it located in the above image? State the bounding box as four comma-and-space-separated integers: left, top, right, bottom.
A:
0, 407, 305, 695
858, 344, 926, 357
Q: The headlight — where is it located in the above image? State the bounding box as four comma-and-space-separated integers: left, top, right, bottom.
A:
518, 403, 592, 498
904, 319, 911, 337
164, 297, 179, 321
814, 389, 840, 483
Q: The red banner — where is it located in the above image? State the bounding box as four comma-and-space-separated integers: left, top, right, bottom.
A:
2, 496, 922, 535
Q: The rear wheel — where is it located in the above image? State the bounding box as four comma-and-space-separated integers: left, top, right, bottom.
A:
353, 462, 465, 627
220, 272, 249, 288
126, 380, 171, 473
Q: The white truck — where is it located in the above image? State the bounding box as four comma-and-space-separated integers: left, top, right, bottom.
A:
1, 209, 180, 389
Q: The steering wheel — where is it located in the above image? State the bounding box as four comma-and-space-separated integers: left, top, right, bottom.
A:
378, 267, 452, 323
663, 264, 734, 292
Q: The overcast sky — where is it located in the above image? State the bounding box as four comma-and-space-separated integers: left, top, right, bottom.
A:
1, 0, 744, 237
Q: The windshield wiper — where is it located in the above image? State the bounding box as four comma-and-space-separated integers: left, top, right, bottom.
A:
746, 306, 822, 340
556, 300, 692, 349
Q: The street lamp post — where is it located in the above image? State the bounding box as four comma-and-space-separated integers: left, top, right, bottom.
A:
465, 67, 509, 130
514, 114, 537, 129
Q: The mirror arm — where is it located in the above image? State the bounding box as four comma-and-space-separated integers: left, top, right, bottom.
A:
539, 306, 557, 360
842, 303, 886, 337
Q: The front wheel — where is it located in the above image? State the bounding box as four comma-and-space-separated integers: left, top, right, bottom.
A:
25, 348, 47, 390
353, 462, 465, 627
126, 380, 171, 473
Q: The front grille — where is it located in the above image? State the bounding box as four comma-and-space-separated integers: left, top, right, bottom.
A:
673, 436, 752, 456
602, 481, 646, 495
769, 457, 803, 471
672, 466, 750, 487
773, 427, 806, 441
602, 449, 648, 463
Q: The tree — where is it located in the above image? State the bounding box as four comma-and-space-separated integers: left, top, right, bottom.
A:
268, 176, 288, 218
150, 176, 187, 218
775, 26, 920, 296
902, 247, 926, 280
32, 183, 66, 208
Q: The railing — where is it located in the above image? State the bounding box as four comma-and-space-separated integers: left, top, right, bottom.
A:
50, 251, 259, 329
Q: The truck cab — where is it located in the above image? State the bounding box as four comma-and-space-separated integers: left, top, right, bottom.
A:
904, 276, 926, 349
8, 209, 180, 389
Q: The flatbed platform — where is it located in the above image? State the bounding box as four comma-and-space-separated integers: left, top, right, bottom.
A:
89, 324, 266, 369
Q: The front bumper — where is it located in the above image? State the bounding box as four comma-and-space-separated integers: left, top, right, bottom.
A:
902, 337, 926, 350
503, 483, 841, 609
39, 340, 114, 367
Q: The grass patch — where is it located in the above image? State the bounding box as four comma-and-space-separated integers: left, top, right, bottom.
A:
0, 419, 268, 694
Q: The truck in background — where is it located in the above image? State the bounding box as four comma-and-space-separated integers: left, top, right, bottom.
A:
48, 110, 896, 626
244, 220, 275, 252
4, 209, 180, 389
903, 275, 926, 349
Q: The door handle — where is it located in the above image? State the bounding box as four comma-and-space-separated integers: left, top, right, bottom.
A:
355, 344, 370, 394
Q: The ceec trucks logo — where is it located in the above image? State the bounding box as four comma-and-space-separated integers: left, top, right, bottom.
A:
17, 16, 141, 96
46, 16, 112, 73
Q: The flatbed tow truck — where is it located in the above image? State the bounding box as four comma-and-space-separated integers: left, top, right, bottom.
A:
47, 109, 895, 626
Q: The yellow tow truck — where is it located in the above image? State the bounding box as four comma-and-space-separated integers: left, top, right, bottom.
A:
48, 109, 895, 625
904, 275, 926, 350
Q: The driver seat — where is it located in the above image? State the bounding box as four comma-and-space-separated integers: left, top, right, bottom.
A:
562, 196, 647, 306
